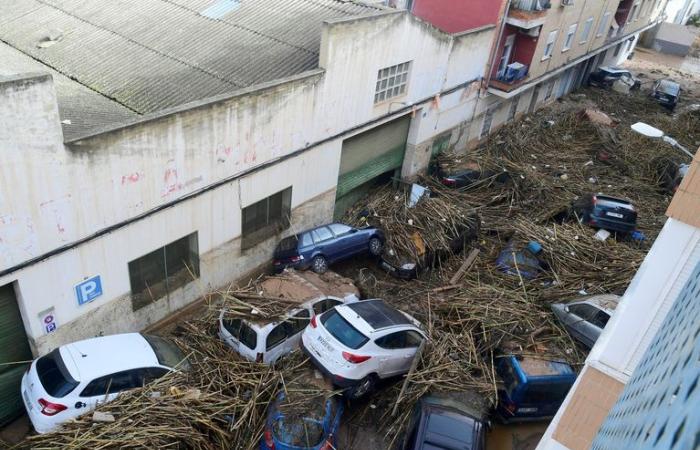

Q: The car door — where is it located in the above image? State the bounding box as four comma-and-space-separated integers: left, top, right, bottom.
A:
263, 320, 295, 364
311, 226, 335, 260
284, 309, 311, 352
328, 224, 359, 255
78, 369, 141, 413
374, 330, 423, 376
220, 317, 259, 361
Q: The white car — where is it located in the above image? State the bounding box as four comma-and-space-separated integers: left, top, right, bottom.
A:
301, 299, 425, 399
219, 294, 358, 364
21, 333, 189, 433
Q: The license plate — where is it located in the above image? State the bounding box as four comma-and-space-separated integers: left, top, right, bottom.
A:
606, 212, 623, 218
23, 391, 32, 410
317, 336, 334, 353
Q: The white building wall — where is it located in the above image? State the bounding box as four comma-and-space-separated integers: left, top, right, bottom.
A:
0, 11, 500, 353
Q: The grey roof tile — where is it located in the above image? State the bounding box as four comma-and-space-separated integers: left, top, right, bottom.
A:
0, 0, 378, 140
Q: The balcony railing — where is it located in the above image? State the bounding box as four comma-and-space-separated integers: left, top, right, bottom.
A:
512, 0, 551, 11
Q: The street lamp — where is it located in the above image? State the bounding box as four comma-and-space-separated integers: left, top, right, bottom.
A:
631, 122, 694, 158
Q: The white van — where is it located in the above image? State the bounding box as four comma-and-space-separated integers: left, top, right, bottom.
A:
218, 294, 358, 364
217, 269, 360, 364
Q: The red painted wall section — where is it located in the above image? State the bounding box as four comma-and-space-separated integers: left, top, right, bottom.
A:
490, 26, 539, 79
411, 0, 505, 33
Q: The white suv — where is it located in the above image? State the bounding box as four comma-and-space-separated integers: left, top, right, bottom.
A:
218, 294, 358, 364
21, 333, 189, 433
301, 299, 425, 399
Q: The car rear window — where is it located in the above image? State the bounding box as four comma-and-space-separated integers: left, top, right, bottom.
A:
223, 318, 259, 350
595, 196, 634, 210
276, 236, 299, 252
320, 309, 369, 350
143, 335, 191, 371
36, 349, 79, 398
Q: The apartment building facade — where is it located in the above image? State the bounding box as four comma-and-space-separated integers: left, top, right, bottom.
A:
477, 0, 668, 144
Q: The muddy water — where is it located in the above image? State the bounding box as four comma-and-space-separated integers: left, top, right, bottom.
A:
486, 422, 549, 450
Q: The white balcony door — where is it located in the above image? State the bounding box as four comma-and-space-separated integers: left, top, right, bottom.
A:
497, 34, 516, 79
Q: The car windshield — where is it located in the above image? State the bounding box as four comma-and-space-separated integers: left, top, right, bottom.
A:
143, 335, 191, 371
36, 349, 79, 398
321, 309, 369, 350
273, 416, 324, 447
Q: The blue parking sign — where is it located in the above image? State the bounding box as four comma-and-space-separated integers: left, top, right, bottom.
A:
75, 276, 103, 305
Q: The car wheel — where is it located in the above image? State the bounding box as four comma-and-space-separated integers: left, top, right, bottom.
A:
311, 255, 328, 274
345, 375, 377, 400
368, 237, 383, 256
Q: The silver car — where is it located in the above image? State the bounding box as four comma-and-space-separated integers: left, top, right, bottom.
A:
551, 294, 621, 348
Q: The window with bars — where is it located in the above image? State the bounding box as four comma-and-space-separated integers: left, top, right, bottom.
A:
374, 61, 411, 104
129, 232, 200, 311
241, 187, 292, 249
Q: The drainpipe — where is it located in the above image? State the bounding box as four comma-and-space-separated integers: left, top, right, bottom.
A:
485, 0, 513, 89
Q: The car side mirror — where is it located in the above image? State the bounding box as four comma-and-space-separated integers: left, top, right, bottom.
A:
564, 306, 570, 313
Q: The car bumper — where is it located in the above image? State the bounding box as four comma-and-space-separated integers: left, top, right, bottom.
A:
21, 374, 57, 434
272, 260, 310, 272
300, 340, 362, 389
590, 218, 636, 233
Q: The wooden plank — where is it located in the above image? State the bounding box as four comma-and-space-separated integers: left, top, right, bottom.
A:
449, 248, 480, 285
391, 340, 425, 417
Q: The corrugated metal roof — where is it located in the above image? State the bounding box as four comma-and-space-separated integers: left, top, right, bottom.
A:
0, 0, 378, 140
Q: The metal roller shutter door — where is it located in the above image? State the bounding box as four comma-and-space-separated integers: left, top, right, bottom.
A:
336, 115, 411, 199
0, 284, 32, 426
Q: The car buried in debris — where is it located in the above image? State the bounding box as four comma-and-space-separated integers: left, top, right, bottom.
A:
495, 355, 575, 423
587, 66, 641, 90
301, 299, 426, 399
399, 392, 489, 450
261, 390, 343, 450
21, 333, 190, 433
551, 294, 621, 348
219, 269, 360, 364
273, 223, 384, 274
651, 78, 681, 111
571, 194, 638, 234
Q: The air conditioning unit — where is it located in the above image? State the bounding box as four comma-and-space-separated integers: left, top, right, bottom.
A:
561, 0, 574, 5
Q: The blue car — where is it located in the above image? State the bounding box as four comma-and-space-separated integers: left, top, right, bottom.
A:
273, 223, 384, 273
495, 355, 576, 422
261, 392, 343, 450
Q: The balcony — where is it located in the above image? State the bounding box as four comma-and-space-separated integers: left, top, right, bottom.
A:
490, 63, 530, 92
507, 0, 550, 29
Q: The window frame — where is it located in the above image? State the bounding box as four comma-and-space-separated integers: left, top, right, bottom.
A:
597, 12, 611, 37
542, 30, 559, 60
580, 17, 594, 44
568, 303, 599, 322
374, 61, 411, 104
266, 321, 291, 351
562, 23, 578, 51
129, 232, 200, 311
79, 369, 140, 398
241, 187, 292, 250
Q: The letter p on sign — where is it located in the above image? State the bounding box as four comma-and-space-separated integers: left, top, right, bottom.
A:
75, 276, 103, 305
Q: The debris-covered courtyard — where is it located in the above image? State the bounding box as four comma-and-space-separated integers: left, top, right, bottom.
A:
8, 70, 700, 450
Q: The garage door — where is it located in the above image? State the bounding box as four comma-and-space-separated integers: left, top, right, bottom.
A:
335, 115, 411, 217
0, 284, 32, 426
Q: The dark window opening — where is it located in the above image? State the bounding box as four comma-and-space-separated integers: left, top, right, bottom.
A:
36, 349, 79, 398
129, 233, 200, 311
242, 187, 292, 249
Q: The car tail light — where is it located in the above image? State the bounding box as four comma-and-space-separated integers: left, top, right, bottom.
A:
38, 398, 67, 416
441, 177, 457, 186
310, 315, 318, 328
342, 351, 371, 364
263, 428, 275, 449
256, 353, 264, 363
289, 255, 303, 263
